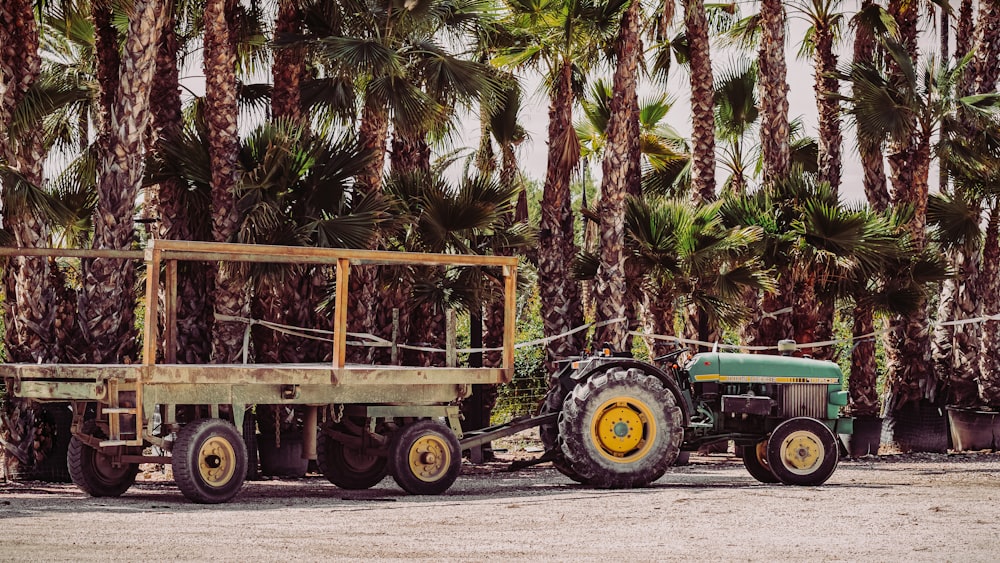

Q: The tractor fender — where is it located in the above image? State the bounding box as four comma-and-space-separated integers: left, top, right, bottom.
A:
561, 359, 690, 425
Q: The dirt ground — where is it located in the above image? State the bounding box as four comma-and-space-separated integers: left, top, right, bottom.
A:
2, 438, 1000, 562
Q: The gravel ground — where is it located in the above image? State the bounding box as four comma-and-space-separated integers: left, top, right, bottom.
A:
3, 446, 1000, 562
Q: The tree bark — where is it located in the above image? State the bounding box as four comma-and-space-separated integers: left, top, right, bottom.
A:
593, 0, 641, 352
849, 303, 880, 416
152, 0, 213, 364
683, 0, 716, 203
204, 0, 248, 364
79, 0, 165, 363
757, 0, 791, 185
538, 59, 584, 370
977, 205, 1000, 404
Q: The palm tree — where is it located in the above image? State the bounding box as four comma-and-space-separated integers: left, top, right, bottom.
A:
682, 0, 717, 203
204, 0, 246, 364
713, 60, 758, 194
795, 0, 843, 194
624, 196, 772, 355
492, 0, 623, 367
76, 0, 164, 363
840, 40, 1000, 411
592, 0, 644, 352
848, 2, 891, 212
757, 0, 790, 184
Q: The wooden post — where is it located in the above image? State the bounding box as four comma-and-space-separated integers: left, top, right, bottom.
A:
333, 258, 350, 369
446, 309, 457, 368
391, 308, 399, 365
502, 264, 517, 379
142, 245, 161, 367
164, 259, 178, 363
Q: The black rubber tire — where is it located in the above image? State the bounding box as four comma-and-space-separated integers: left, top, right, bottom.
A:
243, 409, 261, 481
559, 368, 684, 488
388, 419, 461, 495
173, 419, 248, 504
538, 388, 588, 484
67, 420, 139, 497
741, 439, 780, 483
317, 422, 388, 490
766, 417, 839, 486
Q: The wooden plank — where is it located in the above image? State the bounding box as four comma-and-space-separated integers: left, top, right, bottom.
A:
0, 247, 142, 259
147, 239, 518, 268
143, 247, 160, 367
502, 263, 517, 378
333, 258, 350, 369
164, 259, 178, 364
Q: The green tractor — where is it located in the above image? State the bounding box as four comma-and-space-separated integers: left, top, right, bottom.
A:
539, 343, 853, 487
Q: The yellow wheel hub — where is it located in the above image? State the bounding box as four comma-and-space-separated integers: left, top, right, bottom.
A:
198, 436, 237, 487
778, 430, 823, 474
407, 434, 450, 482
590, 398, 655, 462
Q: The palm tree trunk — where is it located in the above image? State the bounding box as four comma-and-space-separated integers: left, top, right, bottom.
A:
152, 0, 213, 364
813, 22, 842, 193
272, 0, 303, 122
390, 128, 431, 175
79, 0, 165, 363
205, 0, 248, 364
849, 303, 879, 417
853, 1, 889, 212
683, 0, 716, 203
642, 287, 676, 358
973, 0, 1000, 94
757, 0, 790, 185
357, 102, 389, 192
538, 58, 584, 369
977, 205, 1000, 404
933, 246, 981, 407
594, 0, 641, 351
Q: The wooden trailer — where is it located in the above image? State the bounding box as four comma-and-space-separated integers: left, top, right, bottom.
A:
0, 240, 518, 502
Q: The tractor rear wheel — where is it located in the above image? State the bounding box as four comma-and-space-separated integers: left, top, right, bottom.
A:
741, 439, 779, 483
67, 420, 139, 497
539, 387, 588, 484
766, 417, 839, 486
173, 418, 248, 504
559, 368, 683, 488
388, 419, 461, 495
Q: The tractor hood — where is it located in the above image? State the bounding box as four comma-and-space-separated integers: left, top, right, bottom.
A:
685, 352, 844, 386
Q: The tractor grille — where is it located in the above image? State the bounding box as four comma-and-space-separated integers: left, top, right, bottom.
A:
778, 384, 827, 419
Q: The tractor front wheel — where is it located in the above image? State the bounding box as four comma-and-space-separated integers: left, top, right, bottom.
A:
740, 439, 779, 483
766, 417, 839, 486
559, 368, 683, 488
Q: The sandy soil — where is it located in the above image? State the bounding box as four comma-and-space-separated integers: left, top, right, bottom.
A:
2, 446, 1000, 562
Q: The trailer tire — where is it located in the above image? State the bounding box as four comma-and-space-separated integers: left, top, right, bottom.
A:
67, 420, 139, 497
174, 419, 247, 504
559, 368, 683, 488
741, 439, 779, 483
538, 388, 588, 484
318, 422, 388, 490
388, 419, 461, 495
766, 417, 839, 486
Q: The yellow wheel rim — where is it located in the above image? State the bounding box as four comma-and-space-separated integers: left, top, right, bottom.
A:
590, 398, 656, 463
407, 434, 451, 482
198, 436, 237, 487
778, 430, 823, 474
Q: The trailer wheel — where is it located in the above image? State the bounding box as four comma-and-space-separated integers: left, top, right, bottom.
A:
317, 422, 388, 490
741, 439, 779, 483
538, 388, 588, 484
173, 419, 247, 504
388, 420, 461, 495
559, 368, 683, 488
67, 420, 139, 497
766, 417, 839, 486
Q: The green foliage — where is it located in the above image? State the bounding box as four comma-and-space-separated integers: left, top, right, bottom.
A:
492, 287, 548, 423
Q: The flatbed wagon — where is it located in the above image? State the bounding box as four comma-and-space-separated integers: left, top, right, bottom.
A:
1, 240, 518, 502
